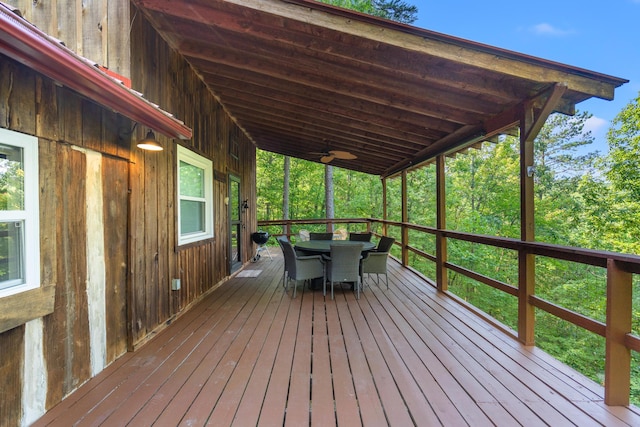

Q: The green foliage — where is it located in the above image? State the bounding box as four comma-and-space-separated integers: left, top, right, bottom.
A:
256, 105, 640, 405
318, 0, 418, 24
256, 150, 381, 221
0, 157, 25, 210
607, 93, 640, 199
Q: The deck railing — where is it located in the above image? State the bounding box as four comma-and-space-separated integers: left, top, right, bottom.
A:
258, 217, 640, 406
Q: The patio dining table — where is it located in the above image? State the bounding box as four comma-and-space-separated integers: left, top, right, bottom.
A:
294, 240, 375, 291
294, 240, 375, 254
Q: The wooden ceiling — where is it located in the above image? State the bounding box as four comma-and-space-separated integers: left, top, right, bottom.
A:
134, 0, 626, 177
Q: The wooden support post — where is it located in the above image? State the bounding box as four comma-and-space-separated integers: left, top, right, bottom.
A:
435, 155, 447, 292
518, 102, 536, 346
382, 177, 388, 236
605, 259, 632, 406
517, 84, 567, 345
401, 171, 409, 266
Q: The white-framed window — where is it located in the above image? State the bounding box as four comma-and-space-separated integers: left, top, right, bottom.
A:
0, 128, 39, 298
177, 145, 214, 245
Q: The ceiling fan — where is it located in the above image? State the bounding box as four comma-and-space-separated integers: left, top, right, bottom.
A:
310, 148, 357, 164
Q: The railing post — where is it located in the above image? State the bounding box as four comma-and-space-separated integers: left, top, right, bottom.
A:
436, 155, 447, 292
605, 259, 632, 406
401, 170, 409, 266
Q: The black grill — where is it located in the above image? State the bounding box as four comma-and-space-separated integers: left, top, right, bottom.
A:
251, 231, 270, 245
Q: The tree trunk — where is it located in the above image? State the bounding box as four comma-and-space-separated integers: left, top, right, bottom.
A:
325, 164, 334, 231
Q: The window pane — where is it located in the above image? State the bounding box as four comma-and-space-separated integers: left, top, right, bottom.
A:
179, 161, 204, 198
180, 200, 205, 234
0, 221, 24, 289
230, 179, 240, 221
0, 144, 24, 210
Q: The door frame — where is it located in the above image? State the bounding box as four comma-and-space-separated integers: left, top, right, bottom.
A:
229, 175, 242, 273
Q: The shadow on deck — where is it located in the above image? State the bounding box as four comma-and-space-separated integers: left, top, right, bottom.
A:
33, 252, 640, 426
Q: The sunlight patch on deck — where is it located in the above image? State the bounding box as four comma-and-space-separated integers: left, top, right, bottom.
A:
237, 270, 263, 277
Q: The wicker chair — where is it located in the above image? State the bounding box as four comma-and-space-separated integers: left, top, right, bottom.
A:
348, 232, 372, 242
278, 236, 325, 298
309, 232, 334, 240
373, 236, 395, 253
361, 237, 395, 289
324, 243, 364, 299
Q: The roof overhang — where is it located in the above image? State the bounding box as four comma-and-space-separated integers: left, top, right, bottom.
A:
132, 0, 626, 176
0, 2, 192, 140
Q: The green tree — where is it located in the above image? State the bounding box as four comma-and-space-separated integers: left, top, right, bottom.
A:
319, 0, 418, 24
606, 93, 640, 199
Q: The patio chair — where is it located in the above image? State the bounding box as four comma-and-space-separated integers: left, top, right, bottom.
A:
309, 232, 334, 240
348, 232, 372, 242
361, 237, 395, 289
324, 243, 364, 299
373, 236, 395, 253
279, 237, 325, 298
276, 236, 291, 287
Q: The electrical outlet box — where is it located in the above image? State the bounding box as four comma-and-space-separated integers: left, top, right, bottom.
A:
171, 278, 181, 291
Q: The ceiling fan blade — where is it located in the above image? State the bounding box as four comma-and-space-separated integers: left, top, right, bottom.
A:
320, 155, 334, 163
329, 150, 357, 160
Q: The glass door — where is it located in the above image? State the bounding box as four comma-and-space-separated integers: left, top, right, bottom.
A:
229, 176, 242, 273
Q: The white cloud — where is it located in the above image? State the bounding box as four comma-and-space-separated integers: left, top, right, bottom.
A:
584, 116, 609, 135
530, 23, 574, 36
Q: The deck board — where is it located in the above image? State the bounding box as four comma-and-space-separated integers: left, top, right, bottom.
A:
33, 253, 640, 426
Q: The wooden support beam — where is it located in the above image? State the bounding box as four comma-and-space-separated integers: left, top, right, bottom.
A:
518, 101, 537, 346
401, 171, 409, 267
605, 259, 632, 406
517, 84, 567, 346
382, 177, 388, 236
0, 285, 56, 334
436, 155, 447, 292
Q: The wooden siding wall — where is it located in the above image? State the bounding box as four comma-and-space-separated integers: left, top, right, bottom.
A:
6, 0, 131, 78
128, 10, 257, 347
0, 57, 129, 426
1, 2, 257, 425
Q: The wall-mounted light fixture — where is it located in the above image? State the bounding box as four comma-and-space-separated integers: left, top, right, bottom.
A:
526, 165, 536, 178
136, 130, 163, 151
242, 200, 249, 210
119, 123, 164, 151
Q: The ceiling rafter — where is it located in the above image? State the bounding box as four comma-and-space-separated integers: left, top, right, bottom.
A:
134, 0, 627, 176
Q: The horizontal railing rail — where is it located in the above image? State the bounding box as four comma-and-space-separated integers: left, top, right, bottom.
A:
259, 217, 640, 406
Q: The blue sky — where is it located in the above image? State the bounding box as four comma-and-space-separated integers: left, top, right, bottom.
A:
408, 0, 640, 153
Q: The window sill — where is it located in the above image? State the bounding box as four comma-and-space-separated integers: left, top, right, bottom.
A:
0, 285, 55, 334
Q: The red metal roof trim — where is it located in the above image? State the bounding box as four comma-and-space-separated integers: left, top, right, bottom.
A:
0, 3, 192, 140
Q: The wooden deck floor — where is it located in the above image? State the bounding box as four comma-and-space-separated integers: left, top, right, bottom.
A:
33, 253, 640, 426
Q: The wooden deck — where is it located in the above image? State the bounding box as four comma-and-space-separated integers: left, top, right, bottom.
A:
33, 253, 640, 426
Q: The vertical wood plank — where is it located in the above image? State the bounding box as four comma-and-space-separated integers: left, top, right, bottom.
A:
103, 155, 129, 362
0, 59, 36, 133
128, 139, 146, 348
68, 148, 91, 386
107, 0, 130, 76
82, 99, 103, 152
0, 325, 25, 426
39, 139, 58, 289
35, 76, 60, 141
